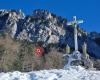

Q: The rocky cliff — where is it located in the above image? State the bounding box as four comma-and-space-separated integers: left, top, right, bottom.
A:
0, 9, 100, 58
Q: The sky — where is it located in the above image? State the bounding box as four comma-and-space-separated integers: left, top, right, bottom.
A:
0, 0, 100, 32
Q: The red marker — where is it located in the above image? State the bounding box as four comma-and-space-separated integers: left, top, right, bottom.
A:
34, 47, 44, 57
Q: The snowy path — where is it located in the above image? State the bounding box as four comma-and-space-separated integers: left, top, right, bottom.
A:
0, 66, 100, 80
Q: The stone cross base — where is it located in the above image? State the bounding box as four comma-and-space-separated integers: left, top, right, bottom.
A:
64, 51, 94, 69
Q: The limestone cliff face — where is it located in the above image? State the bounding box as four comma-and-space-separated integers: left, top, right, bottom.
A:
0, 9, 100, 58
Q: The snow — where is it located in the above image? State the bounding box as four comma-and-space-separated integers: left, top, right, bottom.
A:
0, 66, 100, 80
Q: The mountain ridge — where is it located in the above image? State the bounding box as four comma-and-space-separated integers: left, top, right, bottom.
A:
0, 9, 100, 59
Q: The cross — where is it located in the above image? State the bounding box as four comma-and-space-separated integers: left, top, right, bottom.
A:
67, 16, 83, 51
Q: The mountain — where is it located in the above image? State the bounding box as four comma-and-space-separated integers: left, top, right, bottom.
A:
0, 9, 100, 58
89, 32, 100, 46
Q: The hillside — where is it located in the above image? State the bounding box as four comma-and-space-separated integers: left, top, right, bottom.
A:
0, 9, 100, 71
0, 9, 100, 58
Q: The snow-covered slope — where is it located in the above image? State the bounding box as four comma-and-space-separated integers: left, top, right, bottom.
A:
0, 66, 100, 80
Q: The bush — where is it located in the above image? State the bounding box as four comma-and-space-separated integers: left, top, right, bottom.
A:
45, 48, 64, 69
91, 58, 100, 70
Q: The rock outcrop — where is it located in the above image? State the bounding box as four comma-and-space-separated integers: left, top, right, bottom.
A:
0, 9, 100, 58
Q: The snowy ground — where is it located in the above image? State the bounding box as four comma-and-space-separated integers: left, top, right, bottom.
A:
0, 66, 100, 80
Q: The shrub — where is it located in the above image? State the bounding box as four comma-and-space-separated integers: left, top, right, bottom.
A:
45, 48, 64, 69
